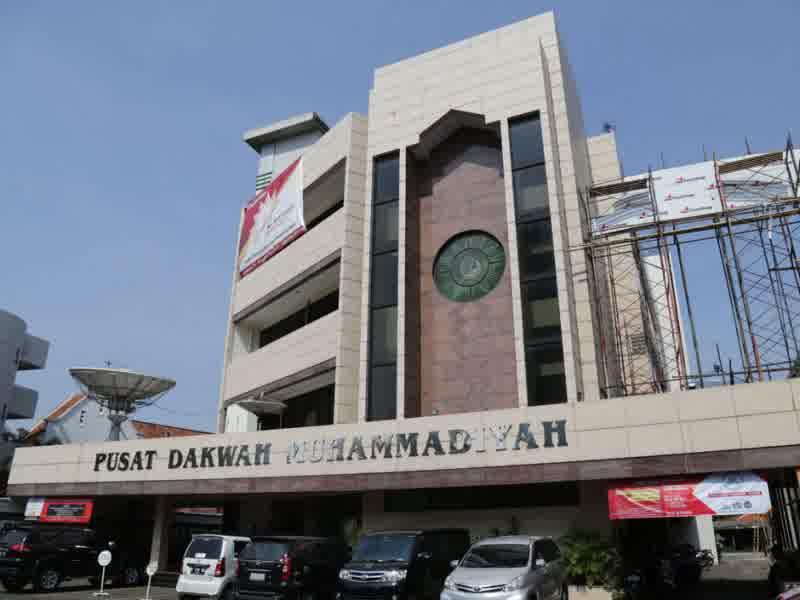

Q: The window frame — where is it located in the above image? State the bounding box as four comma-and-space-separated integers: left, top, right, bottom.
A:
367, 152, 401, 421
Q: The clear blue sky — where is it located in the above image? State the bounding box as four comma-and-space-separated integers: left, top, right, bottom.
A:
2, 1, 798, 432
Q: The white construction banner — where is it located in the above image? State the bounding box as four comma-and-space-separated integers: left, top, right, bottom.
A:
238, 157, 305, 278
592, 150, 796, 234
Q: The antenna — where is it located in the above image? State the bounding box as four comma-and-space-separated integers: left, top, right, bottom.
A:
69, 367, 176, 441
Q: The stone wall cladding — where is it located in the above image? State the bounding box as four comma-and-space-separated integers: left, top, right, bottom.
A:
413, 129, 518, 416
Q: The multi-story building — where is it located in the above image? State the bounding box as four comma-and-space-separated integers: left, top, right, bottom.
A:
0, 310, 49, 480
8, 12, 800, 584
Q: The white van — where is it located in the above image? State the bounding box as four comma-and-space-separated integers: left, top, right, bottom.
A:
176, 534, 251, 600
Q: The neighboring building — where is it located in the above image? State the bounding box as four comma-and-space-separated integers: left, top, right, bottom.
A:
0, 310, 49, 487
8, 12, 800, 582
24, 393, 208, 445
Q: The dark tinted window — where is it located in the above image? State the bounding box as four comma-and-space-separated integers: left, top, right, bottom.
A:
352, 534, 416, 563
370, 306, 398, 365
526, 343, 567, 406
186, 536, 223, 559
374, 156, 400, 204
533, 540, 559, 563
373, 202, 399, 253
370, 253, 399, 308
522, 279, 561, 342
308, 290, 339, 322
510, 117, 545, 169
368, 153, 400, 421
513, 165, 549, 219
241, 540, 291, 561
234, 541, 249, 557
518, 220, 555, 280
535, 539, 560, 562
368, 365, 397, 421
60, 530, 90, 546
461, 544, 529, 568
37, 529, 63, 544
0, 529, 29, 545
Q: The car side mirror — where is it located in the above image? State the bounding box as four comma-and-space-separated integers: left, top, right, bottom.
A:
534, 558, 546, 569
449, 559, 459, 569
417, 552, 432, 560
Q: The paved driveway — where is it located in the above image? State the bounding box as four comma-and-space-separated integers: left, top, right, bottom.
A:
1, 578, 176, 600
686, 553, 771, 600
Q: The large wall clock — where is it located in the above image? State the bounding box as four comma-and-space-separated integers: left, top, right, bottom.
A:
433, 231, 506, 302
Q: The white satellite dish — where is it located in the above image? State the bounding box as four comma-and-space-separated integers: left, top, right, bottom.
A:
69, 367, 175, 441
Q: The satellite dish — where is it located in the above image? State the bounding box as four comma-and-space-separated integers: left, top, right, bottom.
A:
236, 398, 287, 415
69, 367, 176, 441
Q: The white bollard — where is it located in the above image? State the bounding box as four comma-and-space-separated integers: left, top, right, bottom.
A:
92, 550, 112, 598
140, 562, 158, 600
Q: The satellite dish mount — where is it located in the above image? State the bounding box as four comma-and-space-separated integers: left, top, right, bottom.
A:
69, 367, 176, 441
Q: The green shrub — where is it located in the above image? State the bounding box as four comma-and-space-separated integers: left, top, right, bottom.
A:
560, 530, 624, 598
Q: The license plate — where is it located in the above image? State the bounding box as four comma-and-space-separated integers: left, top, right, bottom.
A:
250, 572, 266, 582
192, 568, 206, 575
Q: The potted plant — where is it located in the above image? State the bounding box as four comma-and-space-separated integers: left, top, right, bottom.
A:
560, 530, 624, 600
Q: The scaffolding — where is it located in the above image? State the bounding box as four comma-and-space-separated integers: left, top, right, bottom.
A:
582, 135, 800, 397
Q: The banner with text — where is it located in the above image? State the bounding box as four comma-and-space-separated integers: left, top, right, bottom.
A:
608, 472, 771, 520
39, 499, 94, 524
238, 157, 305, 278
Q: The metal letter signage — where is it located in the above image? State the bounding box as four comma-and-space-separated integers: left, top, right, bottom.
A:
90, 421, 568, 474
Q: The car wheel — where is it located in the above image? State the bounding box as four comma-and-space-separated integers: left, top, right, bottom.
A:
220, 586, 235, 600
34, 567, 61, 592
1, 577, 27, 592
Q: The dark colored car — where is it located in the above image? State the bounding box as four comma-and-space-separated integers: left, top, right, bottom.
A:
338, 529, 471, 600
237, 536, 350, 600
0, 524, 144, 593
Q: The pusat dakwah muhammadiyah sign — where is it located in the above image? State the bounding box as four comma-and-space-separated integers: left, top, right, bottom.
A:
238, 157, 305, 278
92, 420, 568, 473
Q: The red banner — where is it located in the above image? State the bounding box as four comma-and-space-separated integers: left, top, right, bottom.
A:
238, 157, 305, 279
39, 499, 94, 524
608, 472, 771, 520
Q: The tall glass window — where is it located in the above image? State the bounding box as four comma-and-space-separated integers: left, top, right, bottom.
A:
368, 153, 400, 420
510, 114, 567, 405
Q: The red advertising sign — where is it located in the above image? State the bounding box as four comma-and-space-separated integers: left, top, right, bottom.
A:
39, 499, 94, 524
238, 157, 305, 279
608, 472, 771, 520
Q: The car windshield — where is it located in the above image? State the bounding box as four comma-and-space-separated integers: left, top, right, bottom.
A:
461, 544, 530, 568
0, 529, 29, 545
240, 541, 291, 561
185, 536, 223, 559
352, 534, 416, 563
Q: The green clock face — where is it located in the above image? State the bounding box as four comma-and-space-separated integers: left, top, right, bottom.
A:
433, 231, 506, 302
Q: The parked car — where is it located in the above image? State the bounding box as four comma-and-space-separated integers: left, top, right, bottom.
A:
0, 524, 144, 593
338, 529, 470, 600
441, 536, 567, 600
236, 536, 350, 600
177, 533, 251, 600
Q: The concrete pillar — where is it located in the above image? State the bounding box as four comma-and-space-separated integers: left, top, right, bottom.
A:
149, 496, 174, 571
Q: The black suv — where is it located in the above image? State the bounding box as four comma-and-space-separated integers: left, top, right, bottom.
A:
237, 536, 350, 600
338, 529, 470, 600
0, 524, 144, 592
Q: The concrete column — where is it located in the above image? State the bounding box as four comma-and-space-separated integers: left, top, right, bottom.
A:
149, 496, 174, 571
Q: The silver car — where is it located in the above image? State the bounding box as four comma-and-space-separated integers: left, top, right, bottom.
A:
441, 536, 567, 600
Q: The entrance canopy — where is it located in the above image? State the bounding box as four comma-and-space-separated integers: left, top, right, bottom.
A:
608, 471, 771, 520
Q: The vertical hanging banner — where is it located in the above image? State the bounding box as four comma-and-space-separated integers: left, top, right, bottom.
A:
608, 472, 771, 520
238, 158, 305, 278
